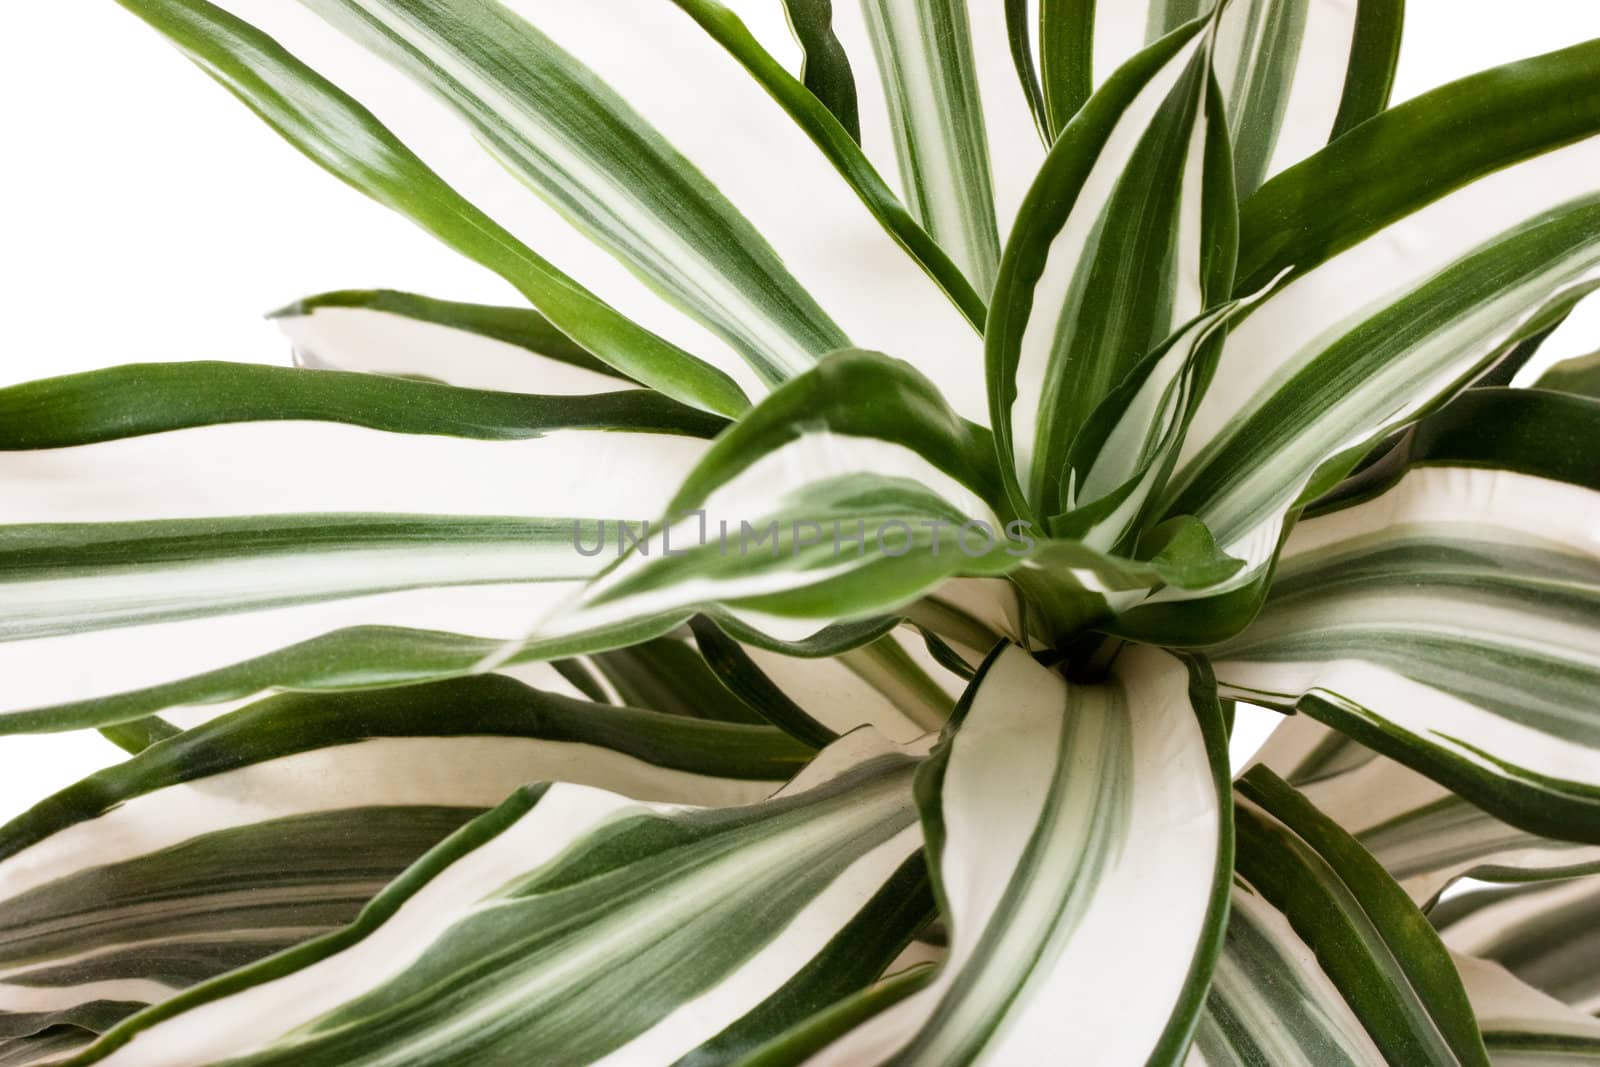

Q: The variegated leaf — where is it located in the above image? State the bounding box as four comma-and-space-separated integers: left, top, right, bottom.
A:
1254, 714, 1600, 905
1194, 767, 1491, 1066
0, 673, 809, 1038
825, 0, 1047, 290
1123, 41, 1600, 639
1299, 752, 1600, 907
1453, 952, 1600, 1067
796, 641, 1233, 1065
271, 289, 637, 395
114, 0, 749, 416
1248, 707, 1379, 786
489, 349, 1199, 661
1436, 877, 1600, 1017
0, 364, 718, 732
1032, 0, 1402, 195
130, 0, 990, 420
1208, 389, 1600, 843
692, 618, 964, 747
988, 13, 1235, 519
57, 729, 929, 1066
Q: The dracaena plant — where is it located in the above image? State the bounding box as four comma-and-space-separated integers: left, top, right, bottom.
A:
4, 0, 1600, 1063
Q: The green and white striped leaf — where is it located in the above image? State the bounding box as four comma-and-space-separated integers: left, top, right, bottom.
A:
1189, 884, 1389, 1067
1471, 280, 1600, 390
1535, 349, 1600, 400
114, 0, 749, 417
1130, 43, 1600, 638
693, 618, 962, 746
1051, 296, 1258, 553
1033, 0, 1402, 194
1204, 766, 1491, 1066
1436, 877, 1600, 1017
0, 1026, 95, 1067
1249, 708, 1380, 786
510, 349, 1239, 689
584, 631, 771, 726
156, 0, 990, 420
821, 626, 966, 729
905, 578, 1022, 657
0, 363, 720, 732
824, 0, 1047, 290
1208, 388, 1600, 843
1299, 754, 1600, 907
1453, 953, 1600, 1067
800, 641, 1233, 1065
506, 349, 1032, 655
987, 14, 1236, 519
271, 289, 637, 394
0, 673, 810, 1040
59, 729, 930, 1066
1255, 715, 1600, 904
580, 617, 966, 746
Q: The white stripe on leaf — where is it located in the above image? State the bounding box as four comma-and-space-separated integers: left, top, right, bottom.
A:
804, 642, 1230, 1065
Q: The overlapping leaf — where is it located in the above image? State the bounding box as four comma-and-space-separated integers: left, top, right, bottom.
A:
1247, 704, 1379, 786
22, 4, 1600, 1065
1029, 0, 1402, 194
135, 0, 990, 419
114, 0, 749, 416
1436, 876, 1600, 1016
824, 0, 1046, 288
500, 350, 1040, 656
793, 642, 1232, 1065
0, 364, 718, 732
0, 673, 809, 1040
692, 619, 964, 746
1124, 42, 1600, 641
1208, 389, 1600, 842
1193, 767, 1491, 1066
1253, 713, 1600, 906
56, 729, 929, 1066
271, 289, 638, 394
1536, 349, 1600, 399
1452, 953, 1600, 1067
987, 13, 1236, 520
1296, 745, 1600, 907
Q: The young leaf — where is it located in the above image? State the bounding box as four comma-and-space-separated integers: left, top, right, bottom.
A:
1052, 297, 1259, 552
987, 14, 1236, 519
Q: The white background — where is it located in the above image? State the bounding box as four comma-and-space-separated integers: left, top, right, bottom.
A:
4, 1, 1600, 819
